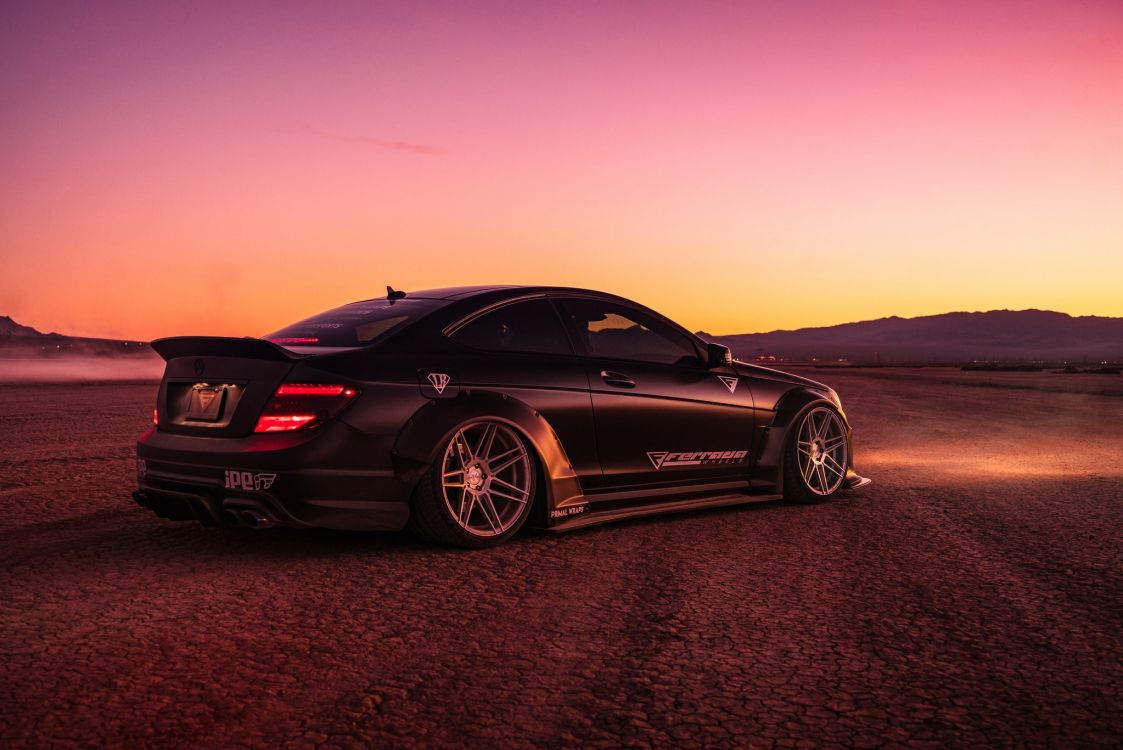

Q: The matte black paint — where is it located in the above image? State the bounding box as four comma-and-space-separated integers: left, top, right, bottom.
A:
135, 286, 868, 534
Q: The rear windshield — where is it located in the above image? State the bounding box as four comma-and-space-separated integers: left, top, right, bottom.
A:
264, 298, 446, 348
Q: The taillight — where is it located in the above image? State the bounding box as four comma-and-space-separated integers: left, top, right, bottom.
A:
254, 383, 359, 433
275, 384, 356, 397
255, 413, 318, 432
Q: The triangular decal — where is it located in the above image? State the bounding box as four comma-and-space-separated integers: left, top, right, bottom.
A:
718, 375, 738, 394
647, 451, 668, 470
427, 372, 450, 395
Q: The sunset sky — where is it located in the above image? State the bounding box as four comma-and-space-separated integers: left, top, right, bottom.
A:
2, 0, 1121, 341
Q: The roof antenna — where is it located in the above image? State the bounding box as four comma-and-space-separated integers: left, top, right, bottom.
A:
386, 285, 407, 301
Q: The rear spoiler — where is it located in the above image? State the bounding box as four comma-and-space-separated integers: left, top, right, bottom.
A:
149, 336, 307, 362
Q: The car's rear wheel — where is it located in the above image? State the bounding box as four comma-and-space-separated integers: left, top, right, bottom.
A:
408, 420, 536, 548
783, 406, 848, 503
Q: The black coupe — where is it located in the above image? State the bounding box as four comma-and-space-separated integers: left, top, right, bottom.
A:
135, 286, 869, 547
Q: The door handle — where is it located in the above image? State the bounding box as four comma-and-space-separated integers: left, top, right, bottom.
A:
600, 370, 636, 388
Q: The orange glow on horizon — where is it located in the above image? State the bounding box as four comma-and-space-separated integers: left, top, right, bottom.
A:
2, 1, 1121, 341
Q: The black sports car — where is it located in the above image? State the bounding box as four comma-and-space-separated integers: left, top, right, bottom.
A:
135, 286, 869, 547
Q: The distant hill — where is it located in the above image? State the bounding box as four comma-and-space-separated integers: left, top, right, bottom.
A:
0, 315, 47, 337
703, 310, 1123, 364
0, 315, 153, 358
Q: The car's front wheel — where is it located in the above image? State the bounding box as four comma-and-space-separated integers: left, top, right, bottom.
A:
408, 420, 536, 548
783, 406, 849, 503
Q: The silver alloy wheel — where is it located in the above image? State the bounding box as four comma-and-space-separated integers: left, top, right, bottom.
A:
440, 421, 532, 537
795, 407, 848, 496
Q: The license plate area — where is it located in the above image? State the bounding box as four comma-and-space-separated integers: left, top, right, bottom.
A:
161, 368, 269, 436
186, 384, 231, 422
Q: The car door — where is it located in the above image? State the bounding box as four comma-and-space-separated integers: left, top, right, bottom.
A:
553, 295, 755, 493
444, 295, 600, 488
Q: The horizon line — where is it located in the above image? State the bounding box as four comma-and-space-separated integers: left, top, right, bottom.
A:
4, 306, 1123, 344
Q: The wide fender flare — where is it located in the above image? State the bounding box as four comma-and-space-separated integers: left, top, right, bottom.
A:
392, 391, 584, 516
764, 389, 851, 495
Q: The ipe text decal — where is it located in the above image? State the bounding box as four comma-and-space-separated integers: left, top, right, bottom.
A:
224, 470, 277, 491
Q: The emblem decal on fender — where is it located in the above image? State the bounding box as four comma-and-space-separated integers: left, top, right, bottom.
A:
717, 375, 738, 393
427, 372, 450, 395
647, 450, 749, 469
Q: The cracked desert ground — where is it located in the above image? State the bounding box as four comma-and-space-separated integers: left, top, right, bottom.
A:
1, 368, 1121, 748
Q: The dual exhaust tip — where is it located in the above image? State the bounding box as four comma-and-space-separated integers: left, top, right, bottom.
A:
221, 508, 275, 529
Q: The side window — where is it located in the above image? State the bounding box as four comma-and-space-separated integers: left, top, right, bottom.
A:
451, 299, 573, 355
560, 298, 700, 366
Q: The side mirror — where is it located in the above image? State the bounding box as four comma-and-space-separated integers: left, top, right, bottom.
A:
706, 342, 733, 369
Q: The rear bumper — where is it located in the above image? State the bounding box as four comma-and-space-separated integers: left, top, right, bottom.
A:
134, 422, 413, 531
131, 485, 409, 531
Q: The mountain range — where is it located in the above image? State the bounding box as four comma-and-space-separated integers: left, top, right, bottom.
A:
0, 315, 47, 337
702, 309, 1123, 364
2, 310, 1121, 363
0, 316, 152, 357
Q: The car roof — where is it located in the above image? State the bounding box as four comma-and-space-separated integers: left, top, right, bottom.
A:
361, 285, 628, 302
339, 284, 708, 351
397, 285, 519, 300
395, 285, 698, 341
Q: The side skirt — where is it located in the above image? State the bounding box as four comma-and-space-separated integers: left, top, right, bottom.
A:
545, 490, 782, 533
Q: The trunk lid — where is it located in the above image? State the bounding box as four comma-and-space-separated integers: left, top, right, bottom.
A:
151, 337, 306, 437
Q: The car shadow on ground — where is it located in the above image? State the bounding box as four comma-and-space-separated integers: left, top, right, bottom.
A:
136, 494, 803, 558
4, 491, 859, 572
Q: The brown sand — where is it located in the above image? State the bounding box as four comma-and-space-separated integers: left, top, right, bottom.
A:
1, 370, 1120, 747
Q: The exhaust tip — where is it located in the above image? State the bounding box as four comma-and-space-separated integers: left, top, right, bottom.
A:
242, 511, 273, 529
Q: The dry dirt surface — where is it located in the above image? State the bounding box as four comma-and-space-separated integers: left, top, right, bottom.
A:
1, 369, 1121, 749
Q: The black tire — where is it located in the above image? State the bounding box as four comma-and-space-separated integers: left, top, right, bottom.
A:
782, 405, 849, 504
407, 420, 536, 548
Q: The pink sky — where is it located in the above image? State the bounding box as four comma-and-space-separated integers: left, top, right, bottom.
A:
2, 0, 1121, 340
